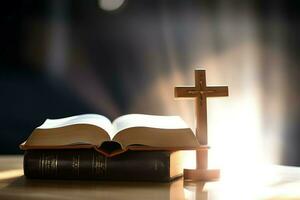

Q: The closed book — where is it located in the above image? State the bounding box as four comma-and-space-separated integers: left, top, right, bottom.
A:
24, 149, 183, 182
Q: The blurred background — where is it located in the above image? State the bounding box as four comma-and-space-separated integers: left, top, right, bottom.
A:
0, 0, 299, 170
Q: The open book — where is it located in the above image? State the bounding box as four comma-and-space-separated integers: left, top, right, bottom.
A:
20, 114, 205, 156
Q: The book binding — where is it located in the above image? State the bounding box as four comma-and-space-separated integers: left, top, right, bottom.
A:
24, 149, 182, 182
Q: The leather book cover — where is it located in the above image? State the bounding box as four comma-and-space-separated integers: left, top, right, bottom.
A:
23, 149, 183, 182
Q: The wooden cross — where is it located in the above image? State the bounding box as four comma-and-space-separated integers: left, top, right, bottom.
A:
175, 69, 228, 181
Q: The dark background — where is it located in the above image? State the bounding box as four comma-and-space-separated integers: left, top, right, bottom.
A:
1, 0, 300, 166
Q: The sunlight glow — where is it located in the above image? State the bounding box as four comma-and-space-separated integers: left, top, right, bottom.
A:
132, 39, 285, 198
0, 169, 23, 180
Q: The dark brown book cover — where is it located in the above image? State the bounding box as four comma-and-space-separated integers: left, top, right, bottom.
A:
23, 149, 183, 182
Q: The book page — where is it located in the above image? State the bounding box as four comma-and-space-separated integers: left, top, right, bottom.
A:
112, 114, 189, 134
111, 114, 199, 149
38, 114, 113, 134
23, 114, 113, 148
111, 114, 189, 138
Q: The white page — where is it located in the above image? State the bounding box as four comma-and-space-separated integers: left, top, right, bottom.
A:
37, 114, 113, 135
111, 114, 189, 139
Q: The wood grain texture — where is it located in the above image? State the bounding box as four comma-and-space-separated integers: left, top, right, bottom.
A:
1, 156, 300, 200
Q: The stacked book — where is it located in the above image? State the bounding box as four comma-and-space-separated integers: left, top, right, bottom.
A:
21, 114, 204, 181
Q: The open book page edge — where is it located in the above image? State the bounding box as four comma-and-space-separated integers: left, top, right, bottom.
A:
19, 143, 98, 150
23, 124, 111, 147
19, 143, 123, 157
19, 143, 209, 157
126, 145, 209, 151
112, 127, 200, 150
95, 145, 210, 157
112, 127, 193, 138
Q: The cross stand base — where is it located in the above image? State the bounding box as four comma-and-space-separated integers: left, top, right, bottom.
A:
184, 168, 220, 182
183, 147, 220, 181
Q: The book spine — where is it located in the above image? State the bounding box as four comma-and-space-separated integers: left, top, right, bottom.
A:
24, 149, 172, 182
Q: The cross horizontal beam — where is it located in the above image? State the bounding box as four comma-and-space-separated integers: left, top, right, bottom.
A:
174, 86, 229, 98
205, 86, 229, 97
174, 87, 199, 97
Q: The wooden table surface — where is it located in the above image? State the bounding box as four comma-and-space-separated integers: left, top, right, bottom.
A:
0, 155, 300, 200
